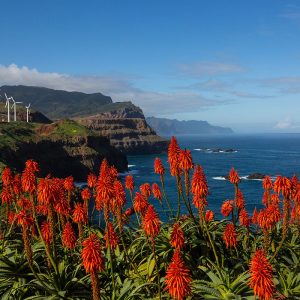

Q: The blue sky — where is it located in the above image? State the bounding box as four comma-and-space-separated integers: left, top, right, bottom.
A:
1, 0, 300, 132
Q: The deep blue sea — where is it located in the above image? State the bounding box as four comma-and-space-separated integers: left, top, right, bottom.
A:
122, 134, 300, 220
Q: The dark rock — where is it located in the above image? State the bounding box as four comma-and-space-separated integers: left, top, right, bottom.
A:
247, 173, 265, 180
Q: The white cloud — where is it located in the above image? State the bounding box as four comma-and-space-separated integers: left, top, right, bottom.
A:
176, 79, 271, 99
0, 64, 222, 116
177, 61, 245, 77
275, 117, 296, 129
261, 76, 300, 94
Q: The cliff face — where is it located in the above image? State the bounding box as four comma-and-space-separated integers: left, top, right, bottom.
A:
76, 113, 168, 154
0, 121, 128, 180
1, 85, 168, 155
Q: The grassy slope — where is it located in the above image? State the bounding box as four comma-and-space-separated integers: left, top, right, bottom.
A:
0, 120, 94, 171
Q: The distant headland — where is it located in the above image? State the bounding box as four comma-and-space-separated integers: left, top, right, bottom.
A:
146, 116, 233, 136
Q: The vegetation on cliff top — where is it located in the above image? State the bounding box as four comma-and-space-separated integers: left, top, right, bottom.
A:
0, 137, 299, 299
0, 120, 128, 178
0, 85, 142, 119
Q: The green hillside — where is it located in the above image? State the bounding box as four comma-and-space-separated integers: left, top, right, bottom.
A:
0, 85, 114, 119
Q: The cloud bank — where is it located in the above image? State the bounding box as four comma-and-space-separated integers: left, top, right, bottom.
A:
177, 61, 245, 77
0, 64, 222, 116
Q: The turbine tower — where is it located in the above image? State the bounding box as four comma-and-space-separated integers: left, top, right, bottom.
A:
4, 94, 11, 122
10, 97, 22, 122
25, 104, 31, 123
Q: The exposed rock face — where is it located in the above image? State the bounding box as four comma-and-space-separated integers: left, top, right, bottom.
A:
1, 85, 168, 155
76, 115, 168, 154
87, 102, 145, 119
0, 121, 128, 181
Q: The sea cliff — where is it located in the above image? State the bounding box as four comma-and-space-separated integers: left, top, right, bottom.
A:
0, 120, 128, 180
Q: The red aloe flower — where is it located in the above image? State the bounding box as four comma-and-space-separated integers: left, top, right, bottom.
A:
41, 221, 53, 245
165, 249, 192, 300
170, 223, 185, 249
270, 194, 279, 205
236, 189, 245, 210
273, 176, 292, 198
25, 160, 39, 173
178, 149, 193, 171
37, 177, 54, 206
21, 169, 37, 194
114, 180, 126, 207
96, 160, 114, 213
17, 197, 32, 210
262, 190, 269, 207
124, 207, 134, 218
133, 192, 148, 213
142, 205, 160, 239
64, 176, 74, 191
110, 166, 119, 179
267, 204, 281, 225
228, 167, 240, 185
221, 200, 234, 217
13, 174, 22, 195
191, 165, 208, 198
36, 204, 48, 216
62, 222, 77, 249
252, 207, 258, 224
16, 210, 34, 228
205, 210, 214, 222
54, 192, 70, 217
8, 211, 16, 225
1, 186, 13, 205
239, 209, 251, 227
81, 188, 91, 219
81, 188, 91, 201
81, 233, 104, 274
125, 175, 134, 191
257, 204, 281, 231
291, 204, 300, 221
193, 195, 208, 211
223, 223, 237, 248
152, 183, 162, 201
263, 176, 273, 190
82, 233, 104, 300
249, 249, 274, 300
73, 203, 88, 224
104, 222, 119, 250
168, 136, 181, 176
2, 167, 13, 186
87, 173, 97, 188
154, 157, 165, 176
140, 183, 151, 198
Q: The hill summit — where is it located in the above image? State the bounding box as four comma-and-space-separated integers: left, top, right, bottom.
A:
0, 85, 142, 119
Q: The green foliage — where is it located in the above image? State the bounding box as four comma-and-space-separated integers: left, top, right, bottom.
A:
49, 119, 91, 137
0, 85, 143, 119
0, 156, 300, 299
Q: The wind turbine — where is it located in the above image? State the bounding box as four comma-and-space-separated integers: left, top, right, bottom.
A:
25, 104, 31, 123
4, 94, 11, 122
10, 97, 22, 122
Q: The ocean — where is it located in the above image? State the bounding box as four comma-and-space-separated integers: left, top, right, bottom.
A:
123, 134, 300, 220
